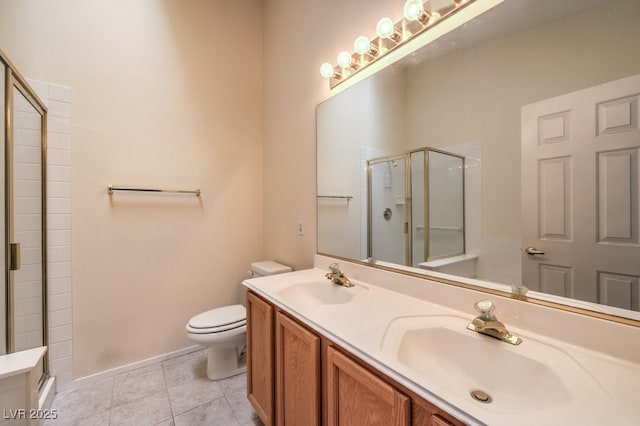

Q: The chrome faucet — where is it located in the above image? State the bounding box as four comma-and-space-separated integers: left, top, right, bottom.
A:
325, 263, 354, 287
467, 300, 522, 345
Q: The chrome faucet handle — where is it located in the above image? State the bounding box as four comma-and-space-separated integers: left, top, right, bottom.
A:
474, 299, 496, 320
469, 299, 522, 345
325, 263, 354, 287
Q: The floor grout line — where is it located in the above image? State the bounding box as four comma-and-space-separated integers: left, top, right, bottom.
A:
160, 357, 176, 424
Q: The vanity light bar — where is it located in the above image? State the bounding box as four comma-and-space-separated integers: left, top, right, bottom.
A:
320, 0, 474, 89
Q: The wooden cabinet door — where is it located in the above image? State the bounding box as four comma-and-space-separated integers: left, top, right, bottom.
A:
325, 345, 410, 426
247, 292, 275, 426
275, 311, 321, 426
412, 394, 464, 426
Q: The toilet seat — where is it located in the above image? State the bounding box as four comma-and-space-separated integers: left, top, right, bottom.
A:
187, 304, 246, 335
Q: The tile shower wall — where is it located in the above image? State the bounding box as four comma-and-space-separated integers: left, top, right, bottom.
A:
29, 79, 73, 386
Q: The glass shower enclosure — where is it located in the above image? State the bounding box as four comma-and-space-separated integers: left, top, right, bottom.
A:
1, 49, 48, 384
368, 147, 464, 267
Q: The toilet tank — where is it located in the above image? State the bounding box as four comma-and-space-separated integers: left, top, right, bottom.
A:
250, 260, 292, 278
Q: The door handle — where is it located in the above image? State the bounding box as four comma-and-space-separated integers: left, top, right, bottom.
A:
9, 242, 21, 271
525, 246, 545, 256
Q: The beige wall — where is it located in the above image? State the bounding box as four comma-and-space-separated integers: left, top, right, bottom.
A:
0, 0, 490, 380
0, 0, 263, 377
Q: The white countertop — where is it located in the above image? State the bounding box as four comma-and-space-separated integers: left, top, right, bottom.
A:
0, 346, 47, 380
243, 266, 640, 426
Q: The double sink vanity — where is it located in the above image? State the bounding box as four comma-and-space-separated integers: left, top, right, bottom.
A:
243, 256, 640, 425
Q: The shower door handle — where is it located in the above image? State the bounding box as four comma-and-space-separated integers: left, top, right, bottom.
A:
9, 242, 21, 271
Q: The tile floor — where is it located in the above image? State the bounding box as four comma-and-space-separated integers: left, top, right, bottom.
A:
45, 349, 262, 426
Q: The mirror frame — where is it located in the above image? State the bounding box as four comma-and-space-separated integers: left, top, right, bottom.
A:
316, 0, 640, 328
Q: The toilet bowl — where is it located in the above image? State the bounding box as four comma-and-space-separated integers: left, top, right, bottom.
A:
186, 304, 247, 380
186, 261, 292, 380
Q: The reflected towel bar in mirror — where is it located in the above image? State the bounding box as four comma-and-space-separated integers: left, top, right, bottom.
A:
317, 195, 353, 204
108, 185, 201, 196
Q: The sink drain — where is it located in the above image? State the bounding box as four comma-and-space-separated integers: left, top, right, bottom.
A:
470, 390, 492, 403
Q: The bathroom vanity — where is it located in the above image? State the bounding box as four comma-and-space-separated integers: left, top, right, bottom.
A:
246, 290, 461, 426
243, 257, 640, 426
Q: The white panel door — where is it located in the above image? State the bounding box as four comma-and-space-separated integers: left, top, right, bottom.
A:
522, 74, 640, 310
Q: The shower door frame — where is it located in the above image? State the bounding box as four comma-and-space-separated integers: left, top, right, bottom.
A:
1, 48, 49, 385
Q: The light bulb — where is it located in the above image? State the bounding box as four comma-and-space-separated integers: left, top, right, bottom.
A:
354, 36, 371, 55
337, 51, 353, 68
429, 11, 442, 22
376, 17, 396, 39
319, 62, 335, 78
403, 0, 424, 21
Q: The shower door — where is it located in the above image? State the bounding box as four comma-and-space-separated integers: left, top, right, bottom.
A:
427, 151, 465, 260
11, 85, 45, 354
368, 156, 409, 265
1, 51, 48, 383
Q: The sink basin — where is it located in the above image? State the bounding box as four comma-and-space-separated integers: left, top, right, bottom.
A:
381, 316, 611, 416
272, 279, 367, 309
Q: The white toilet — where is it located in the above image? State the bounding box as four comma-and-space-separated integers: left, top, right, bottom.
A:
185, 261, 292, 380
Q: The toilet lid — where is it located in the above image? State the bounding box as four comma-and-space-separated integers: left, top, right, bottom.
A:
188, 304, 246, 330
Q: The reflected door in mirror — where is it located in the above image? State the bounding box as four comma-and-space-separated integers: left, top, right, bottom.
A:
522, 73, 640, 311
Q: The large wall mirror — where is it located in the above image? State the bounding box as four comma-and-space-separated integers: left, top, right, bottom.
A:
317, 0, 640, 323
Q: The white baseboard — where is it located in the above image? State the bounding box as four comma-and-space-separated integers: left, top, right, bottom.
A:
55, 345, 203, 393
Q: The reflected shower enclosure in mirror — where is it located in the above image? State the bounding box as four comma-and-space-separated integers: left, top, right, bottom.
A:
316, 0, 640, 322
364, 148, 464, 268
